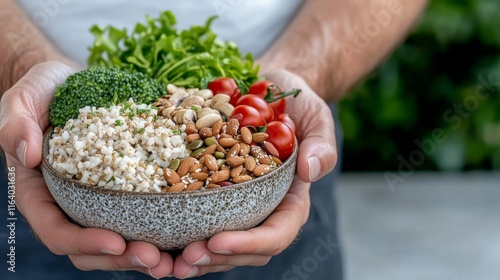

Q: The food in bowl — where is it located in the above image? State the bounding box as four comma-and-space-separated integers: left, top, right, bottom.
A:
47, 83, 292, 193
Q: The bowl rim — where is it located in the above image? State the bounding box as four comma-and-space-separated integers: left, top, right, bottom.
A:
42, 126, 298, 197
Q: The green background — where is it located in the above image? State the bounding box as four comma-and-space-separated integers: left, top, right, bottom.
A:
339, 0, 500, 171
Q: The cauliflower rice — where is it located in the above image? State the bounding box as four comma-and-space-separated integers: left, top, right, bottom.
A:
47, 100, 189, 192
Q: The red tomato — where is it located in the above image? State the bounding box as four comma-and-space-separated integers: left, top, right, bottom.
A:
231, 105, 266, 128
230, 89, 241, 105
248, 80, 276, 99
269, 99, 286, 116
276, 113, 296, 133
207, 77, 240, 100
235, 95, 274, 122
248, 80, 287, 116
266, 121, 295, 161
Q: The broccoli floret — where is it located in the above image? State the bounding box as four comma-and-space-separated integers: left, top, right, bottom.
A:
49, 67, 165, 127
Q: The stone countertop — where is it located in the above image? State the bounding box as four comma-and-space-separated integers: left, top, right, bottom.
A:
337, 172, 500, 280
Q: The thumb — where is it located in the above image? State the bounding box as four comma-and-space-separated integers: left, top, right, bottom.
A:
0, 108, 44, 168
293, 93, 338, 182
0, 61, 77, 168
263, 69, 338, 182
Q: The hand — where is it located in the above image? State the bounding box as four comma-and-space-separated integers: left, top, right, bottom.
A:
0, 61, 173, 278
171, 69, 338, 278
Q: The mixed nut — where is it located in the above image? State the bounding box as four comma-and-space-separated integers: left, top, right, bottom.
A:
156, 85, 283, 192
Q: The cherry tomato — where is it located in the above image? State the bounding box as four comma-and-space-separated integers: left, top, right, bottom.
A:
266, 121, 296, 161
248, 80, 275, 99
235, 95, 274, 122
276, 113, 296, 133
231, 105, 266, 128
207, 77, 240, 100
269, 99, 286, 116
230, 89, 241, 105
248, 80, 287, 116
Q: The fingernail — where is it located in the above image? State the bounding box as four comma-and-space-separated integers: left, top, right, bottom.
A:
214, 249, 233, 255
16, 139, 27, 167
148, 268, 160, 279
131, 254, 149, 268
192, 254, 211, 266
99, 248, 119, 255
187, 266, 199, 278
308, 156, 321, 181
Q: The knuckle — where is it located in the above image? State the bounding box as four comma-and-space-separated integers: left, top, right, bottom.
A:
268, 240, 290, 256
42, 238, 66, 256
253, 256, 272, 267
68, 255, 91, 271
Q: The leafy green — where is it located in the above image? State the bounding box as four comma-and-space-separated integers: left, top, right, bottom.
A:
87, 10, 260, 90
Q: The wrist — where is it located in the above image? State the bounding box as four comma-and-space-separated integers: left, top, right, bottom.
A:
257, 48, 344, 103
2, 47, 76, 95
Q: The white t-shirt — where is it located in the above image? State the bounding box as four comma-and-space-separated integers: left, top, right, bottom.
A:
18, 0, 303, 65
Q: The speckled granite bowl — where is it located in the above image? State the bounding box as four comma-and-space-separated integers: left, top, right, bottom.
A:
41, 127, 297, 250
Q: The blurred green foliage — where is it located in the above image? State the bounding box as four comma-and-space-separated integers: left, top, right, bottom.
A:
339, 0, 500, 171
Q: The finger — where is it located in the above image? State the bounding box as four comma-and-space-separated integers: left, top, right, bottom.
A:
0, 61, 76, 168
206, 178, 311, 256
173, 254, 234, 279
10, 157, 126, 256
68, 242, 171, 275
149, 252, 175, 279
263, 69, 338, 182
181, 241, 271, 267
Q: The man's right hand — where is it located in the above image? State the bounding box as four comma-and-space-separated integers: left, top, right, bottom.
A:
0, 61, 173, 278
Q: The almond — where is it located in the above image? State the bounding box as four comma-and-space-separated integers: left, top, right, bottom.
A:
271, 155, 283, 165
244, 156, 256, 172
253, 164, 271, 177
263, 141, 280, 158
190, 163, 205, 173
199, 144, 217, 158
206, 183, 220, 189
208, 169, 230, 183
232, 174, 253, 183
239, 142, 250, 156
199, 127, 213, 138
219, 137, 238, 148
230, 164, 243, 178
185, 122, 197, 134
168, 182, 186, 192
227, 143, 241, 157
204, 154, 218, 172
216, 143, 227, 155
186, 181, 204, 191
178, 157, 195, 177
240, 127, 252, 144
186, 133, 201, 143
211, 119, 224, 136
251, 145, 267, 158
226, 156, 245, 167
226, 119, 240, 136
220, 133, 233, 139
163, 167, 181, 185
190, 172, 209, 181
252, 132, 269, 143
258, 156, 272, 165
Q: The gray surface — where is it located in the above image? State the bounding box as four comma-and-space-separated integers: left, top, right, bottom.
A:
337, 172, 500, 280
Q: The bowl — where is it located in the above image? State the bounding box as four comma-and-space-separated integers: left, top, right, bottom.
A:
41, 127, 297, 250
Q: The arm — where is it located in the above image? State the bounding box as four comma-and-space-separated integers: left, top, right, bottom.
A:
0, 1, 172, 277
259, 0, 429, 102
0, 0, 74, 94
174, 0, 428, 278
